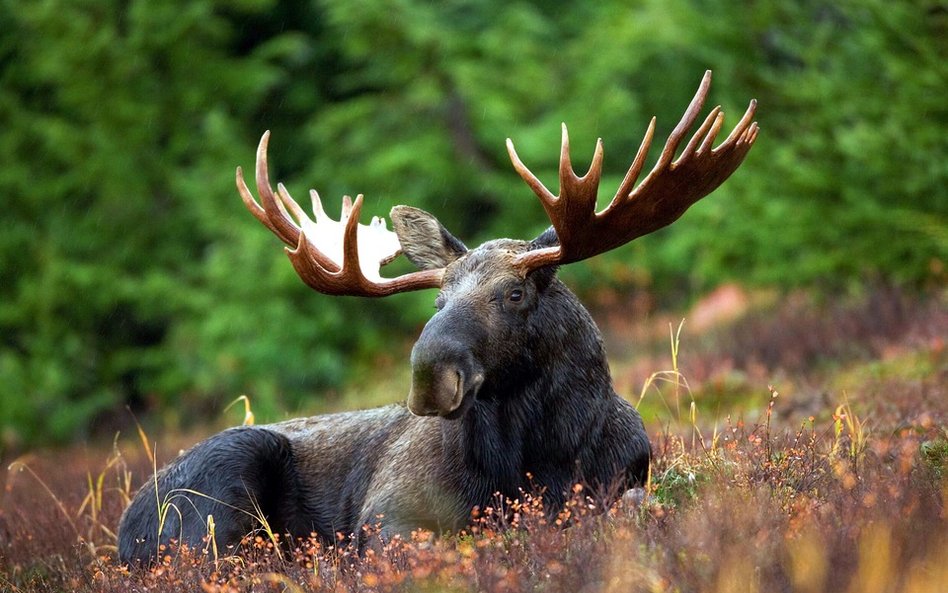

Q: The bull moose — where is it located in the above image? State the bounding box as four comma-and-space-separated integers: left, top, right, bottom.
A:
118, 71, 758, 564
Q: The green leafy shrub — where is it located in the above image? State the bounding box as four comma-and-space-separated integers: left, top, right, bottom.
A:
0, 0, 944, 448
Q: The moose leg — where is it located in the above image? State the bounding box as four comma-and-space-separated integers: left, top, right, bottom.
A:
117, 426, 303, 565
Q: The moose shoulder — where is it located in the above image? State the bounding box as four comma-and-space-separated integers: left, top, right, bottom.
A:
117, 70, 758, 564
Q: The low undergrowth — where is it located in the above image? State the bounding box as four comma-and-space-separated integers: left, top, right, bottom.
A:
1, 290, 945, 592
3, 376, 945, 592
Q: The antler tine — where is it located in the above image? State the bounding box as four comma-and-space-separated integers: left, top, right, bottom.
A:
240, 132, 445, 297
506, 138, 556, 206
237, 135, 301, 249
257, 131, 303, 247
236, 166, 270, 230
676, 105, 722, 165
718, 98, 758, 151
610, 117, 656, 206
506, 123, 604, 254
341, 194, 365, 279
512, 70, 759, 273
558, 125, 604, 248
655, 69, 712, 170
310, 189, 329, 222
697, 111, 726, 155
277, 182, 312, 230
341, 195, 354, 220
559, 124, 604, 206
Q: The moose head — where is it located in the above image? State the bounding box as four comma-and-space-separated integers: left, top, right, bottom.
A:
236, 70, 758, 420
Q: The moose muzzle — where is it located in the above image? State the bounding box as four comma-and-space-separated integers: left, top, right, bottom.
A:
407, 310, 485, 417
407, 363, 484, 417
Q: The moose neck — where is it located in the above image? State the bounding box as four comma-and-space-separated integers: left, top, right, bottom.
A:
445, 280, 614, 495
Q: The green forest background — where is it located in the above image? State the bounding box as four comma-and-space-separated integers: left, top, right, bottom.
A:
1, 0, 945, 453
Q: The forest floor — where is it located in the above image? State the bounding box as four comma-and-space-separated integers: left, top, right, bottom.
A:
1, 285, 946, 593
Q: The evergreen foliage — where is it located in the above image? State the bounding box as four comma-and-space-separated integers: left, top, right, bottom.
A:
1, 0, 944, 450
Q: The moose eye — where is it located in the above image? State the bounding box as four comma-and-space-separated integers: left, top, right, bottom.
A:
507, 289, 524, 303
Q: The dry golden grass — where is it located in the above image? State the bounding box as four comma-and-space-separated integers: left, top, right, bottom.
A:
2, 288, 945, 592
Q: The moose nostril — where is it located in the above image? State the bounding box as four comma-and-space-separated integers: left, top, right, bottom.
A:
470, 372, 484, 391
442, 368, 464, 410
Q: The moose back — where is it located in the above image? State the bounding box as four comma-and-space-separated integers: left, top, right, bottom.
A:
118, 71, 758, 564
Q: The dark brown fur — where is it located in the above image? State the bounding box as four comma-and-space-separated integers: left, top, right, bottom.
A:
117, 213, 650, 565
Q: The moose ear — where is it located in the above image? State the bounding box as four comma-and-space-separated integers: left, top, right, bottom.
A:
530, 226, 559, 250
390, 206, 468, 270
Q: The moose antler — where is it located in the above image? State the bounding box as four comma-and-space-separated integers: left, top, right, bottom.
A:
236, 132, 443, 296
506, 70, 759, 272
241, 71, 757, 295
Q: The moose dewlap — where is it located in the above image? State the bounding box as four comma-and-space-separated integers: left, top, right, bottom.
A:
117, 70, 758, 565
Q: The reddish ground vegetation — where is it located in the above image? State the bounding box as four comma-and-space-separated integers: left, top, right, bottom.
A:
608, 285, 946, 419
2, 288, 946, 592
